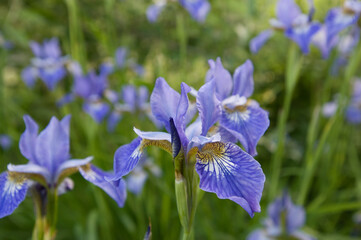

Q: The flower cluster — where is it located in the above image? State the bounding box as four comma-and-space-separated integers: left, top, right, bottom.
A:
147, 0, 210, 23
110, 58, 269, 217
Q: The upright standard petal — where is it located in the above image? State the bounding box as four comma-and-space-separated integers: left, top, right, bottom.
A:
0, 172, 28, 218
250, 30, 274, 54
276, 0, 301, 28
150, 78, 180, 131
175, 83, 191, 147
79, 164, 127, 207
35, 117, 69, 177
232, 60, 254, 98
19, 115, 39, 164
196, 80, 221, 136
179, 0, 210, 22
220, 103, 270, 156
205, 58, 233, 101
146, 3, 166, 23
195, 142, 265, 217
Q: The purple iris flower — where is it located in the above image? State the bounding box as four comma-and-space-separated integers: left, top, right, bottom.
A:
0, 134, 12, 150
108, 85, 161, 132
200, 58, 270, 156
73, 67, 111, 123
0, 115, 125, 218
323, 79, 361, 124
250, 0, 320, 54
146, 0, 210, 23
21, 38, 68, 90
110, 78, 265, 217
115, 47, 128, 69
247, 192, 315, 240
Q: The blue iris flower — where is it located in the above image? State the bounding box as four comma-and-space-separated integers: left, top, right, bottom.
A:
147, 0, 210, 23
110, 77, 266, 217
250, 0, 320, 54
107, 85, 162, 132
312, 1, 360, 59
21, 38, 68, 90
323, 79, 361, 124
198, 57, 270, 156
247, 192, 315, 240
0, 115, 125, 218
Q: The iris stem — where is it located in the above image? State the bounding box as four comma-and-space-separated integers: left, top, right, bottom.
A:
31, 187, 46, 240
298, 42, 361, 205
269, 42, 303, 200
45, 189, 58, 240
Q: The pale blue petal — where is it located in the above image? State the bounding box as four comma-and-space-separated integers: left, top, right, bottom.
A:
175, 82, 191, 147
220, 104, 270, 156
276, 0, 302, 28
205, 58, 233, 101
232, 60, 254, 98
134, 128, 171, 142
79, 165, 127, 207
179, 0, 210, 22
247, 229, 271, 240
19, 115, 39, 164
0, 172, 28, 218
150, 77, 180, 131
196, 80, 221, 136
55, 156, 93, 182
21, 66, 38, 88
195, 142, 265, 217
35, 117, 70, 176
285, 23, 321, 54
113, 137, 143, 178
250, 30, 274, 54
126, 166, 148, 195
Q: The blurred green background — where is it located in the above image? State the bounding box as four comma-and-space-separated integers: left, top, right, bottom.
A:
1, 0, 361, 239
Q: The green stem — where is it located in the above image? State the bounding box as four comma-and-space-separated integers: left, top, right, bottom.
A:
45, 189, 58, 240
269, 43, 303, 200
298, 42, 361, 205
64, 0, 86, 66
31, 187, 46, 240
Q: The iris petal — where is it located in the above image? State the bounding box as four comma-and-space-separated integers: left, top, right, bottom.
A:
220, 104, 269, 156
196, 80, 221, 136
285, 23, 321, 54
79, 164, 127, 207
276, 0, 301, 28
232, 60, 254, 98
19, 115, 39, 164
0, 172, 28, 218
150, 77, 180, 131
249, 29, 274, 54
195, 142, 265, 217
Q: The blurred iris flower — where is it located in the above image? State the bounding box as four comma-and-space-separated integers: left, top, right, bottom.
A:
0, 115, 125, 218
114, 47, 145, 77
111, 77, 266, 217
0, 31, 13, 50
323, 79, 361, 124
21, 38, 68, 90
250, 0, 320, 54
147, 0, 210, 23
0, 134, 12, 150
108, 85, 161, 132
312, 1, 360, 59
199, 58, 270, 156
247, 192, 315, 240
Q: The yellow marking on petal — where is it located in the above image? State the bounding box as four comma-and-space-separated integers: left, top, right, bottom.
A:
8, 171, 47, 187
141, 139, 172, 155
196, 142, 226, 163
8, 172, 27, 184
